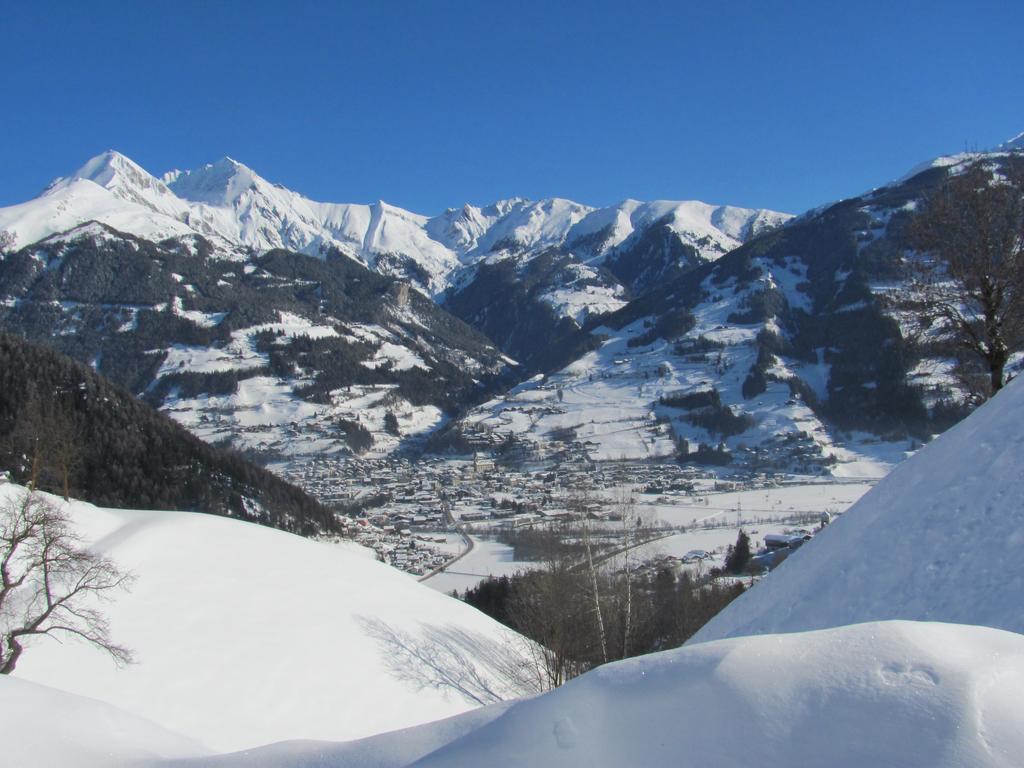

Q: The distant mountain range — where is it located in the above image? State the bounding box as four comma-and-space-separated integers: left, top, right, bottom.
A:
0, 150, 790, 297
0, 138, 1021, 473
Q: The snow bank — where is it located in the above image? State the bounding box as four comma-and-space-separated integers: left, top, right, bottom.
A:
0, 675, 208, 767
180, 621, 1024, 768
6, 487, 532, 752
690, 376, 1024, 644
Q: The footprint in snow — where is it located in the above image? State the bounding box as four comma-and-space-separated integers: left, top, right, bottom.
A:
879, 662, 939, 687
553, 717, 578, 749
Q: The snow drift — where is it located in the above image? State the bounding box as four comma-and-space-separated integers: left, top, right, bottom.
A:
10, 620, 1023, 767
0, 675, 208, 767
690, 375, 1024, 645
388, 621, 1024, 768
112, 620, 1024, 767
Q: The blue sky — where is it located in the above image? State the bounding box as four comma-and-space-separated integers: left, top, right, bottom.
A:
2, 1, 1021, 215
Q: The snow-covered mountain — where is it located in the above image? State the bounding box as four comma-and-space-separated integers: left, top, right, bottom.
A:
449, 144, 1024, 472
0, 151, 790, 299
2, 139, 1021, 471
6, 483, 534, 753
439, 197, 792, 370
0, 226, 510, 462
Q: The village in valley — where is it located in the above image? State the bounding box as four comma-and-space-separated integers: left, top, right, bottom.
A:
283, 437, 874, 592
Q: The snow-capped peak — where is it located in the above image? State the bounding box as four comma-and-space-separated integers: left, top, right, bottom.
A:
165, 156, 262, 206
45, 150, 189, 221
4, 150, 791, 296
564, 199, 792, 263
65, 149, 151, 189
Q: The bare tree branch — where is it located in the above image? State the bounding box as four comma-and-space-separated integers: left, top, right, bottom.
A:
906, 160, 1024, 397
0, 489, 134, 674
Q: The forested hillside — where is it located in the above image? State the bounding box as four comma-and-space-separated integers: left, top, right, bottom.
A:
0, 331, 336, 534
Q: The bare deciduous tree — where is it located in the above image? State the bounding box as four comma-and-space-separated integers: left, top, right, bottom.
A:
616, 491, 637, 658
908, 161, 1024, 398
570, 487, 608, 665
0, 489, 133, 674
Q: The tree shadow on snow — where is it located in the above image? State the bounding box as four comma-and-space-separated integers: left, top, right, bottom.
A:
356, 616, 543, 706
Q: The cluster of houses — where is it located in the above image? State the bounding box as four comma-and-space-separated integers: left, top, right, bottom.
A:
731, 430, 837, 474
342, 518, 454, 576
281, 442, 832, 578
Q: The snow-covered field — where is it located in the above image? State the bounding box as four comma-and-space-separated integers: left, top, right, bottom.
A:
424, 535, 537, 594
2, 485, 533, 753
633, 480, 872, 528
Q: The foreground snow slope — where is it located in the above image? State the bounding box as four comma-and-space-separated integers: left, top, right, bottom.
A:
6, 486, 531, 752
0, 676, 208, 768
690, 376, 1024, 645
12, 621, 1021, 767
174, 621, 1024, 767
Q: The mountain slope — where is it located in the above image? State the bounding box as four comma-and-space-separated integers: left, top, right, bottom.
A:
7, 483, 535, 753
689, 374, 1024, 644
440, 199, 792, 369
0, 331, 333, 533
0, 227, 511, 461
452, 147, 1024, 471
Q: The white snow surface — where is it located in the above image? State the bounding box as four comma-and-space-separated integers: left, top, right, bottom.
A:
6, 486, 532, 753
0, 675, 208, 767
11, 618, 1024, 767
92, 620, 1024, 768
566, 198, 792, 262
390, 621, 1024, 768
690, 375, 1024, 645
